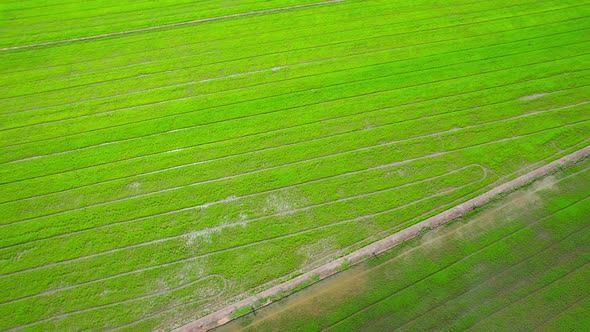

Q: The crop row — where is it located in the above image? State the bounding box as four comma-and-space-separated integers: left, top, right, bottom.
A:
3, 92, 588, 226
2, 68, 587, 202
300, 167, 590, 331
3, 101, 588, 247
2, 48, 589, 182
1, 1, 583, 124
0, 0, 533, 75
11, 162, 589, 331
0, 163, 486, 325
0, 0, 336, 48
1, 0, 578, 103
1, 122, 586, 309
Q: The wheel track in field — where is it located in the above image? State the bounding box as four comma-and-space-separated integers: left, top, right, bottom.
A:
4, 274, 228, 331
1, 164, 486, 277
0, 0, 573, 101
0, 3, 584, 125
0, 0, 346, 52
180, 165, 590, 332
0, 0, 491, 82
463, 262, 590, 331
2, 122, 588, 257
3, 25, 586, 134
1, 71, 584, 200
318, 172, 590, 330
2, 101, 586, 229
392, 223, 590, 332
0, 0, 546, 77
3, 53, 588, 166
0, 169, 488, 307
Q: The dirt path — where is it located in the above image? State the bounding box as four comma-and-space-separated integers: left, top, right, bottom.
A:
174, 144, 590, 332
0, 0, 344, 52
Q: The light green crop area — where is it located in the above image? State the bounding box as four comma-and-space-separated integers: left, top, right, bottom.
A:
220, 157, 590, 332
0, 0, 589, 330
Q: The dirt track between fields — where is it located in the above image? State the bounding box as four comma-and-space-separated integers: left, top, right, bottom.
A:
174, 144, 590, 332
0, 0, 344, 52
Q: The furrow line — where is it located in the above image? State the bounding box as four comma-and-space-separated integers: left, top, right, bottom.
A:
250, 222, 590, 332
463, 262, 590, 331
0, 23, 590, 120
5, 82, 579, 205
0, 165, 484, 277
3, 101, 585, 227
2, 70, 582, 190
0, 0, 534, 78
0, 0, 345, 51
530, 293, 590, 331
2, 3, 578, 103
4, 51, 588, 164
320, 199, 590, 331
0, 0, 491, 76
0, 170, 486, 305
391, 224, 590, 331
5, 144, 588, 309
177, 153, 590, 331
4, 274, 228, 331
2, 122, 587, 252
2, 2, 585, 120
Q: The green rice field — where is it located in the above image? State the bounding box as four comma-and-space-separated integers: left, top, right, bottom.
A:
0, 0, 589, 330
220, 157, 590, 331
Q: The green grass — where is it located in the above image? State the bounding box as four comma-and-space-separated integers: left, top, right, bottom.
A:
0, 0, 589, 330
219, 158, 590, 331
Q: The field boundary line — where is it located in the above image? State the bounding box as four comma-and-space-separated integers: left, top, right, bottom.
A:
173, 144, 590, 332
321, 206, 590, 331
3, 101, 585, 228
319, 164, 590, 330
123, 200, 590, 331
1, 126, 586, 308
0, 0, 345, 52
322, 224, 588, 331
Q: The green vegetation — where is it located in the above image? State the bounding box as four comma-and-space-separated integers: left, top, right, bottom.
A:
219, 158, 590, 331
0, 0, 588, 330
